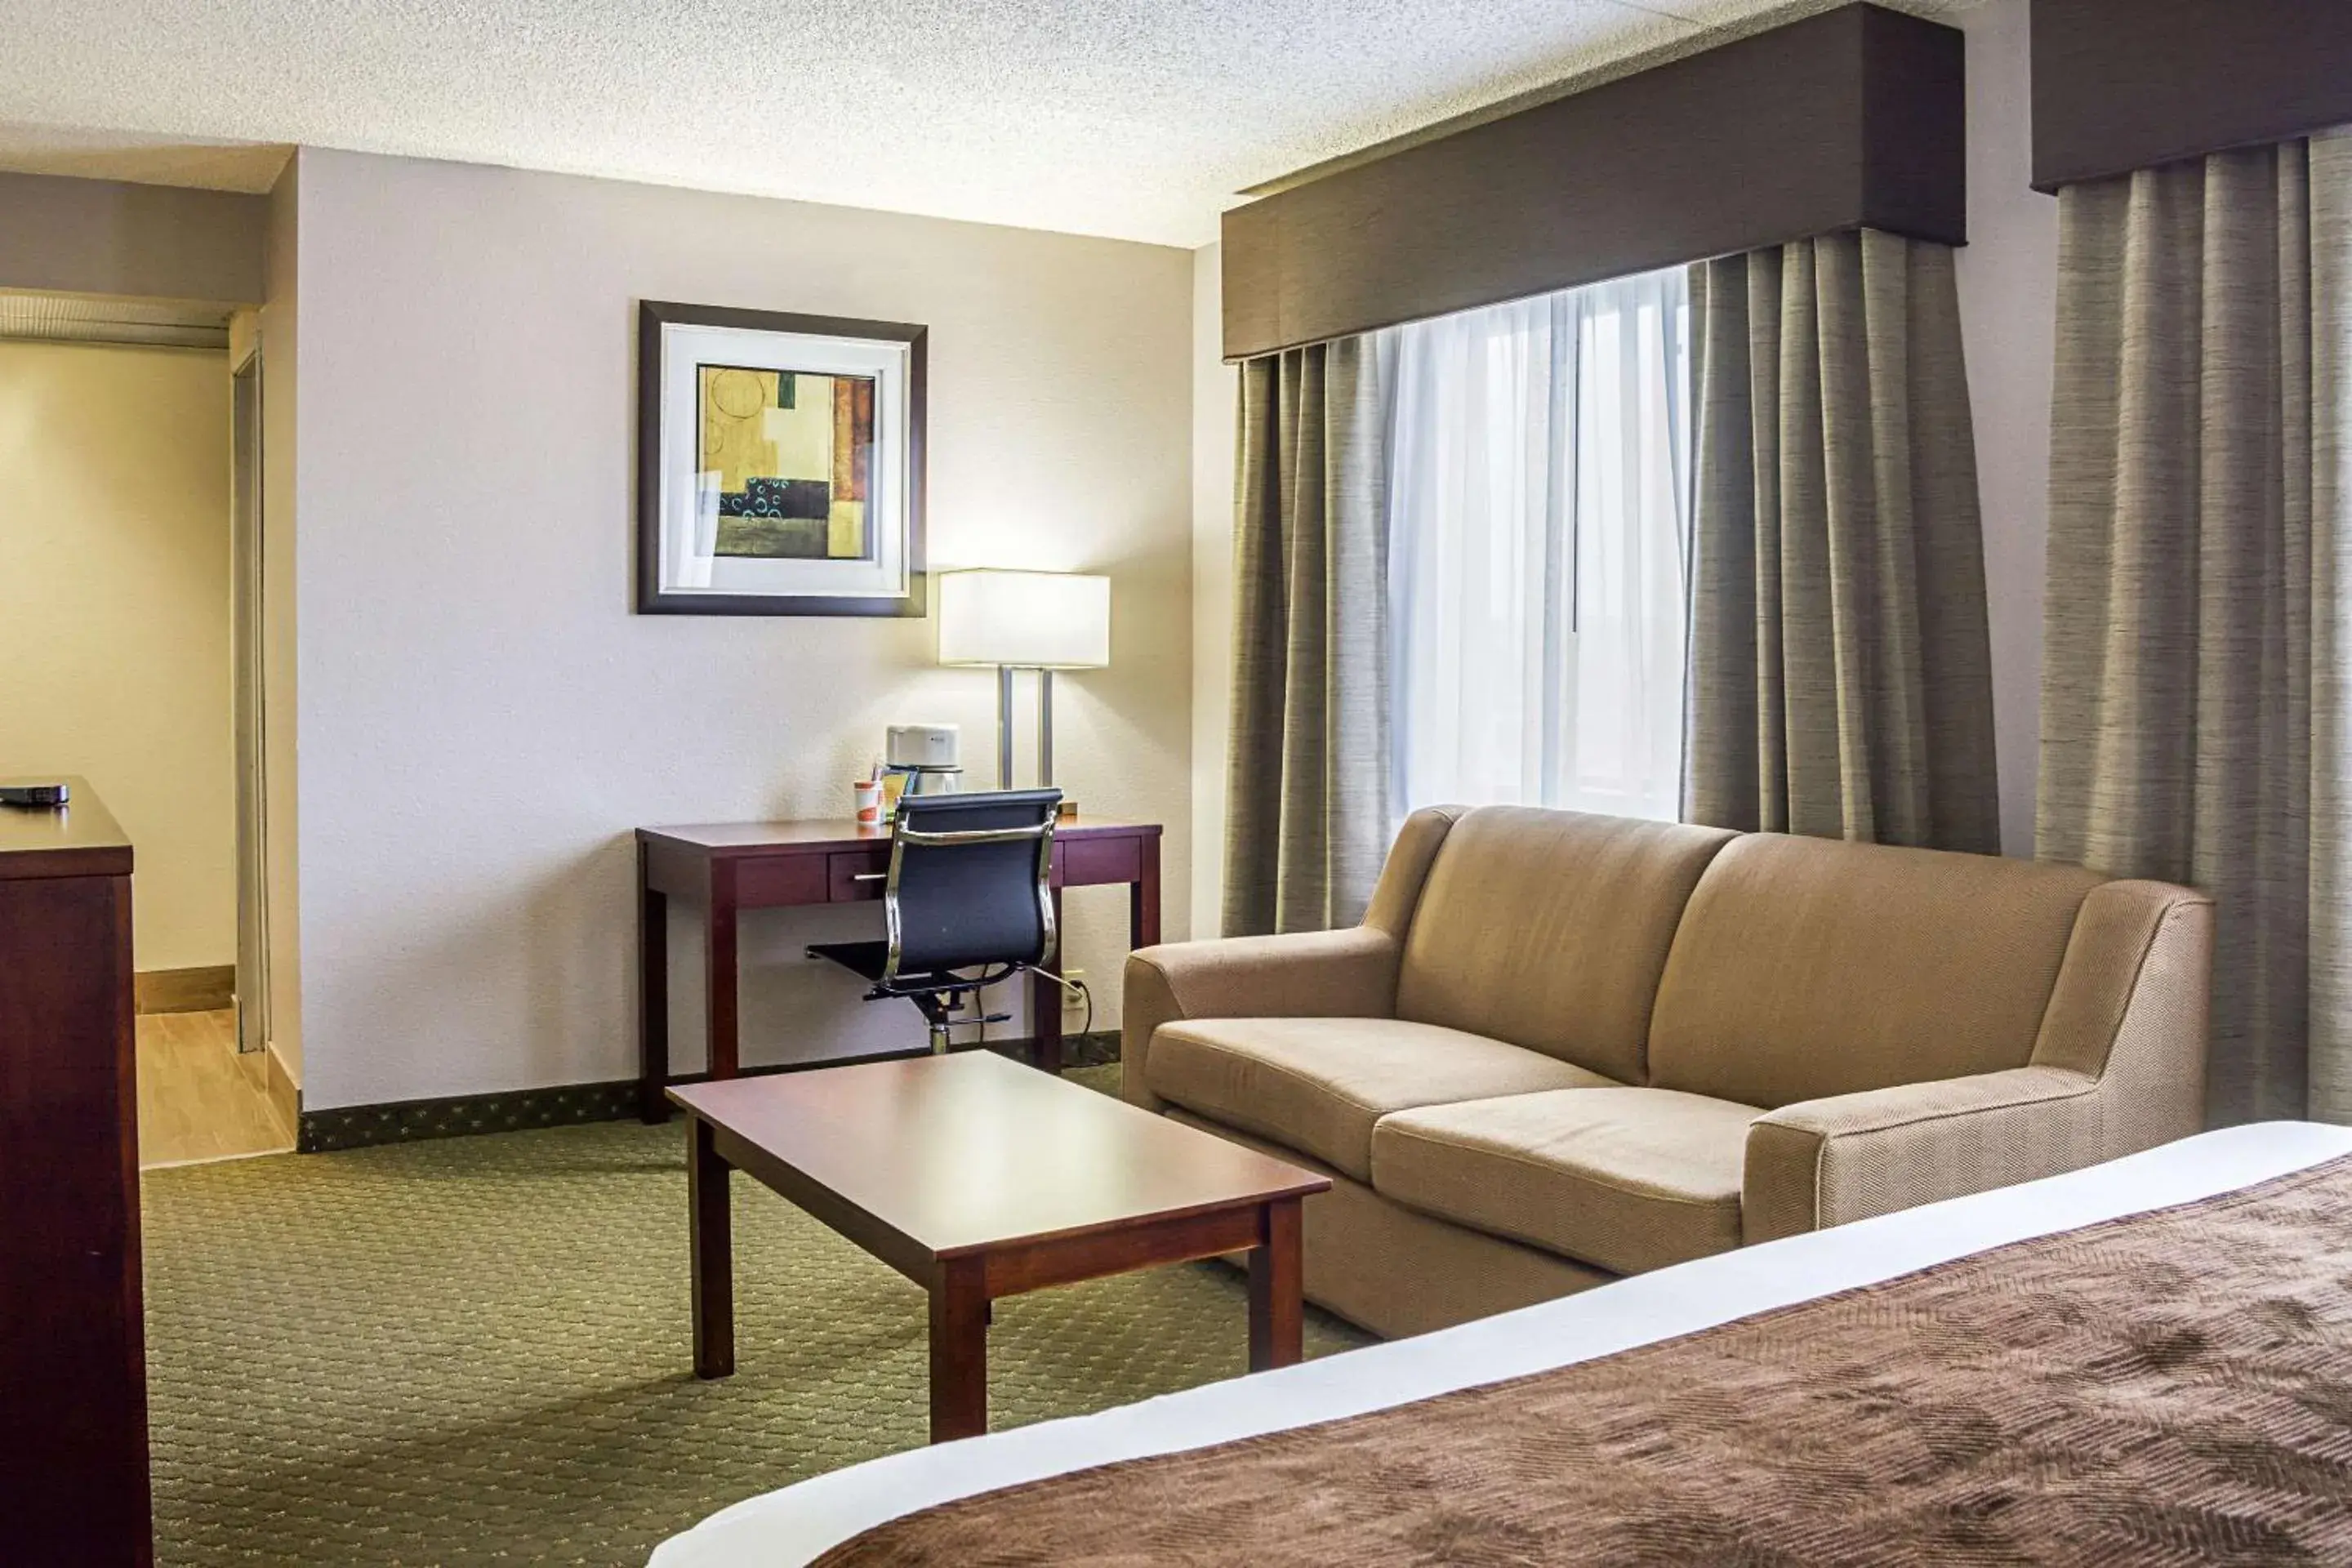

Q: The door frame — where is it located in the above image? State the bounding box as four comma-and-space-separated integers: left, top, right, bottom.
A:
229, 335, 272, 1057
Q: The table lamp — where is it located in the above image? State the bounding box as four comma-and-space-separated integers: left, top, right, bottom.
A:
938, 569, 1111, 795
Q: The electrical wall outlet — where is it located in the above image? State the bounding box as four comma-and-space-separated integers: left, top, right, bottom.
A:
1060, 969, 1088, 1010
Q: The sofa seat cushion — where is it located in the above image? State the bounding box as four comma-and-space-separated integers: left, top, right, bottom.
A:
1145, 1018, 1614, 1183
1372, 1087, 1758, 1276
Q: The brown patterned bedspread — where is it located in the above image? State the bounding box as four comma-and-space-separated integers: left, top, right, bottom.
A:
817, 1155, 2352, 1566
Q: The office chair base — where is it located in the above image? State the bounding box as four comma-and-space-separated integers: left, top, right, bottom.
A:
903, 987, 1013, 1056
806, 937, 1039, 1058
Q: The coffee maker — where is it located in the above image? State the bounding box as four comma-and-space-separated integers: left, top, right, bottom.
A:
880, 724, 964, 815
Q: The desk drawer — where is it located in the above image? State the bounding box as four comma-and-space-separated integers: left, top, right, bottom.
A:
1058, 835, 1143, 887
829, 848, 892, 902
733, 853, 830, 908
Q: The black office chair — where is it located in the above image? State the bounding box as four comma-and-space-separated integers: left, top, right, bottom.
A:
808, 788, 1062, 1055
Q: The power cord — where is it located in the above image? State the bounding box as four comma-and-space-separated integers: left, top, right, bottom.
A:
1039, 969, 1094, 1044
963, 971, 1093, 1057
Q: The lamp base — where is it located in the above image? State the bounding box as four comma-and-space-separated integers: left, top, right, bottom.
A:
995, 667, 1078, 817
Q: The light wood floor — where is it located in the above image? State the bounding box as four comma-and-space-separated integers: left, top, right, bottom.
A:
138, 1010, 295, 1169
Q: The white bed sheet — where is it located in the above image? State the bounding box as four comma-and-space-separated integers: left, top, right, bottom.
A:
649, 1122, 2352, 1568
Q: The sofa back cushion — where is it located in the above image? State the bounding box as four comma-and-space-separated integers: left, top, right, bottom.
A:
1395, 808, 1738, 1084
1647, 835, 2105, 1110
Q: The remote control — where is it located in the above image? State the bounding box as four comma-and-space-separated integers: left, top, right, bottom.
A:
0, 783, 69, 808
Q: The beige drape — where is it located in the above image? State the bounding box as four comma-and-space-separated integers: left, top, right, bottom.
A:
1684, 230, 2002, 853
2039, 136, 2352, 1126
1223, 339, 1395, 937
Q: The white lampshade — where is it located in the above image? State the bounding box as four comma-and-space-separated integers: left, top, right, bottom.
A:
937, 569, 1111, 669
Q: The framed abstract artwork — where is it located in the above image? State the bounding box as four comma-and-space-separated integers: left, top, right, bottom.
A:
636, 301, 926, 616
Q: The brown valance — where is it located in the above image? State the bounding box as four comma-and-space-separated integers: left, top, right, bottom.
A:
2034, 0, 2352, 192
1219, 3, 1965, 363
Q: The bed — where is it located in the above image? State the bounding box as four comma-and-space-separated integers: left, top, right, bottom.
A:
650, 1122, 2352, 1566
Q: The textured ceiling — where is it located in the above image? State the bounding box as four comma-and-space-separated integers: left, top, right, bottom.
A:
0, 0, 1985, 247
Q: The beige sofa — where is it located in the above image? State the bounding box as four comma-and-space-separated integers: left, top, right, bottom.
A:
1123, 807, 2212, 1339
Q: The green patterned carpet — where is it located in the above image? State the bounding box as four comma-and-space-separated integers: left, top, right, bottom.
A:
144, 1069, 1373, 1566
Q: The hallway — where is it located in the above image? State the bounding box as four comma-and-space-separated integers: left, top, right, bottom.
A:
137, 1009, 293, 1169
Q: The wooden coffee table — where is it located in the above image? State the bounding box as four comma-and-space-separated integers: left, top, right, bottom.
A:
668, 1052, 1331, 1443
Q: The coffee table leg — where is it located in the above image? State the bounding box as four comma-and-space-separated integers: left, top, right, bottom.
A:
690, 1119, 735, 1379
1248, 1196, 1304, 1373
929, 1257, 989, 1442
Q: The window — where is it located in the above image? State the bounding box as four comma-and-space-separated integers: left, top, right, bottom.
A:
1387, 268, 1692, 822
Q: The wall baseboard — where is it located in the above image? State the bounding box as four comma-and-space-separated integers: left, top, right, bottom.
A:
1058, 1029, 1120, 1070
298, 1080, 639, 1153
297, 1031, 1122, 1153
136, 965, 236, 1014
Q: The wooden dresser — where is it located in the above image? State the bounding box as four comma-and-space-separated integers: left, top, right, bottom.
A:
0, 778, 151, 1566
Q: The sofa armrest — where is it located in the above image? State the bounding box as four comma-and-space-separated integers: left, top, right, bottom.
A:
1742, 1066, 2101, 1245
2030, 880, 2213, 1150
1120, 929, 1399, 1109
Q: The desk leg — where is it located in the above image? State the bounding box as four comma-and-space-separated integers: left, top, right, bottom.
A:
1247, 1196, 1303, 1374
689, 1119, 735, 1379
706, 861, 739, 1081
639, 853, 670, 1125
1031, 885, 1066, 1076
929, 1256, 989, 1442
1131, 834, 1162, 950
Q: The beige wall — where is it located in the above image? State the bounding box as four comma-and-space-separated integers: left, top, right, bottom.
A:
287, 149, 1194, 1110
1953, 0, 2060, 858
0, 340, 234, 970
1190, 242, 1236, 938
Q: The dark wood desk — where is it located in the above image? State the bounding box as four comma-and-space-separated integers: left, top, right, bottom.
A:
670, 1054, 1327, 1442
636, 816, 1162, 1120
0, 779, 150, 1566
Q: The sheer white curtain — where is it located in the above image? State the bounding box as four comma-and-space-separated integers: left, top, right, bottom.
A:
1388, 268, 1693, 822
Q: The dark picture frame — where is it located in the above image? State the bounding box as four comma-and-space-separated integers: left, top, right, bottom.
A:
636, 300, 928, 617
